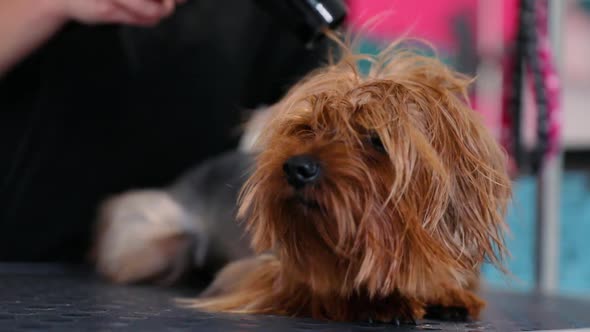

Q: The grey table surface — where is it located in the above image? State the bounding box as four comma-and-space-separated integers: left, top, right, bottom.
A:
0, 263, 588, 331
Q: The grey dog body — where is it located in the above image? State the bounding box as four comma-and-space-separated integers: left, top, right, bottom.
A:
167, 151, 255, 272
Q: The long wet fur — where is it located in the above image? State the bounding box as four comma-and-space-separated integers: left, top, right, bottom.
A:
182, 37, 512, 323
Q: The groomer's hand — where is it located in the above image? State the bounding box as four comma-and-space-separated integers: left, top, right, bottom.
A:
60, 0, 186, 26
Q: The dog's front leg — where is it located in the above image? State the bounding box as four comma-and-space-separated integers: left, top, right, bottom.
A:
180, 254, 285, 314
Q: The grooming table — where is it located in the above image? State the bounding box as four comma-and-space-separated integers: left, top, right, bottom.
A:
0, 264, 588, 331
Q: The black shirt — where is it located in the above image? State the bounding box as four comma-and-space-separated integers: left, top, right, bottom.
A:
0, 0, 327, 261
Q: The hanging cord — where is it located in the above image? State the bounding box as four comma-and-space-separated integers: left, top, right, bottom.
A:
501, 0, 526, 172
522, 0, 548, 173
500, 0, 560, 175
500, 0, 527, 173
532, 0, 561, 163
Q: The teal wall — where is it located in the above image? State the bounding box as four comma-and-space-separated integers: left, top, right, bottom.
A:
483, 173, 590, 297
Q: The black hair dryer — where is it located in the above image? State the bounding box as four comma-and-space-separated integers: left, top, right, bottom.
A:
254, 0, 348, 46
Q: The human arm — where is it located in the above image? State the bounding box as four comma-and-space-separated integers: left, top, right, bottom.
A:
0, 0, 184, 76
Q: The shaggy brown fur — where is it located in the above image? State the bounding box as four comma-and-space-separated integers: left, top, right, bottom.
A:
182, 38, 512, 323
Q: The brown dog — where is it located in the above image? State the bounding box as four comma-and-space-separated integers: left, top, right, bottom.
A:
182, 40, 512, 323
94, 39, 511, 323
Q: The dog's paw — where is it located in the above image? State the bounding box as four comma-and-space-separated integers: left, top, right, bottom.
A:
92, 190, 197, 285
424, 288, 485, 321
424, 305, 469, 321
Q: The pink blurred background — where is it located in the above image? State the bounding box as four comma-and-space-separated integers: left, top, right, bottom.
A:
345, 0, 589, 150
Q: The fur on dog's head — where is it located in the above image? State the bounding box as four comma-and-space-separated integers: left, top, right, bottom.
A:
238, 40, 511, 300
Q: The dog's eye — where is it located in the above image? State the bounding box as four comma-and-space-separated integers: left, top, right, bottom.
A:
289, 124, 312, 136
370, 135, 386, 153
297, 124, 313, 133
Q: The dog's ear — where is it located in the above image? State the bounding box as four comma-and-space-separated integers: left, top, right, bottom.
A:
436, 91, 512, 271
394, 57, 512, 272
369, 51, 512, 277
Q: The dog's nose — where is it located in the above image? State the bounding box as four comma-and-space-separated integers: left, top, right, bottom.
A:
283, 155, 320, 188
